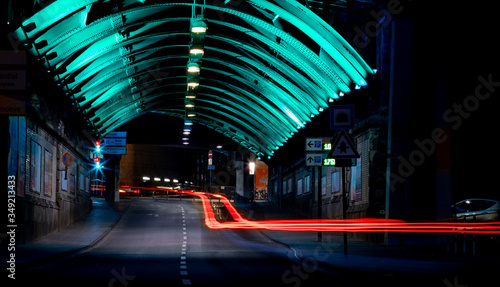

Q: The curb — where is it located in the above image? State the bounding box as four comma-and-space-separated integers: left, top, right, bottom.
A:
257, 229, 301, 261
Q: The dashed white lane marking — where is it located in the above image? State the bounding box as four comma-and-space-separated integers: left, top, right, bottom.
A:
179, 205, 191, 285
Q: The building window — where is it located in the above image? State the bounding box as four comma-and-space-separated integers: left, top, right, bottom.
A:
297, 178, 303, 195
69, 174, 76, 194
351, 157, 362, 201
30, 140, 41, 193
44, 149, 53, 197
304, 175, 311, 193
332, 171, 340, 194
80, 173, 85, 191
61, 170, 68, 191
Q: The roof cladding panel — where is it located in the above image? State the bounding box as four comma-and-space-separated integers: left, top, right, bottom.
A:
11, 0, 373, 157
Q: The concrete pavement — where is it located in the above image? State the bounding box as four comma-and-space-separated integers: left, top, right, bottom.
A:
235, 201, 500, 286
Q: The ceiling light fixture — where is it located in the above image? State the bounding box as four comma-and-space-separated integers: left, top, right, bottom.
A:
187, 62, 200, 74
189, 44, 204, 57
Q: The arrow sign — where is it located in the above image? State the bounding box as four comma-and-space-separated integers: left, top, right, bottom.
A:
327, 130, 360, 159
305, 138, 322, 151
306, 153, 323, 166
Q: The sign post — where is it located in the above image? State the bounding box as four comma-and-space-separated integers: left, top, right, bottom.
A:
327, 129, 360, 257
305, 137, 335, 242
208, 150, 213, 191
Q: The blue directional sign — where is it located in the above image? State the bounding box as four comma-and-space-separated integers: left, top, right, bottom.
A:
102, 137, 126, 146
101, 146, 127, 155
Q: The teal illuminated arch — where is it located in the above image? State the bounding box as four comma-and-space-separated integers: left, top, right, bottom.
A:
11, 0, 373, 157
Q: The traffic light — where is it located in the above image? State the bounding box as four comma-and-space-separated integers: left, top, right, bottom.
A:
91, 140, 103, 169
94, 157, 101, 169
95, 140, 101, 152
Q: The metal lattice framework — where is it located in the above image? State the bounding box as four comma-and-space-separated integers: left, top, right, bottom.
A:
10, 0, 373, 157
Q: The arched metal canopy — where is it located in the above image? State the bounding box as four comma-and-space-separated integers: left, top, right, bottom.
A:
11, 0, 373, 157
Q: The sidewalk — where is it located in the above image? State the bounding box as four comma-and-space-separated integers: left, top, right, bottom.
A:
12, 197, 128, 270
234, 201, 500, 277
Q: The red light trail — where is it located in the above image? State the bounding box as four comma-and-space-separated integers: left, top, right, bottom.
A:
121, 186, 500, 234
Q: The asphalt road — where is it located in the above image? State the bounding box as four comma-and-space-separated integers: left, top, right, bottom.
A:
14, 198, 496, 287
15, 198, 320, 286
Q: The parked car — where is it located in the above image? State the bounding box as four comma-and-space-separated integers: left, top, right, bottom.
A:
452, 199, 500, 222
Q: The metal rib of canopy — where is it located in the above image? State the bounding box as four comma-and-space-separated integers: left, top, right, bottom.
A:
11, 0, 373, 157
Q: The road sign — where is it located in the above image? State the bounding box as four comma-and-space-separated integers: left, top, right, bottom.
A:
306, 153, 336, 166
62, 152, 73, 167
102, 137, 126, 146
305, 138, 333, 152
330, 105, 354, 130
306, 138, 322, 151
106, 131, 127, 138
207, 165, 215, 170
306, 153, 323, 166
101, 146, 127, 155
208, 150, 212, 159
327, 130, 360, 159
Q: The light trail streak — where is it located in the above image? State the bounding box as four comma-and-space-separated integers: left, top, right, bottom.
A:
121, 186, 500, 234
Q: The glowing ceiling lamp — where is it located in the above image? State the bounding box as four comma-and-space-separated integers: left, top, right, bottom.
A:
187, 81, 199, 90
185, 98, 195, 108
187, 62, 200, 74
189, 43, 204, 58
185, 92, 197, 99
190, 18, 207, 35
187, 74, 200, 90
